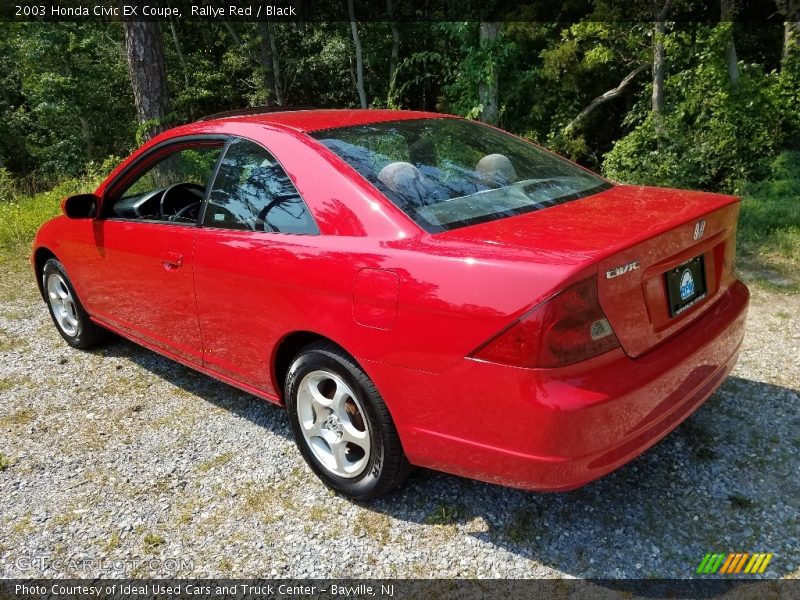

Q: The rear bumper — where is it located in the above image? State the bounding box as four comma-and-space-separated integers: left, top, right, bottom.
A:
363, 279, 749, 491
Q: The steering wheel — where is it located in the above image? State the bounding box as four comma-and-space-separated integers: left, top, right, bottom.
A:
160, 182, 206, 218
170, 201, 202, 223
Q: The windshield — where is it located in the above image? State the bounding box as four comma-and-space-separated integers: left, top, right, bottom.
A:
312, 118, 611, 232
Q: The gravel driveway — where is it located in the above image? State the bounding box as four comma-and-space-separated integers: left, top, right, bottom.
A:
1, 265, 798, 579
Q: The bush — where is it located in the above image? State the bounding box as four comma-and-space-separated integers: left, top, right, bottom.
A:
0, 168, 14, 203
604, 69, 786, 193
603, 26, 798, 193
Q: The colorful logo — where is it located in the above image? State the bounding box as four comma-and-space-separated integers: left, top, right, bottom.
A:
696, 553, 774, 575
679, 269, 695, 300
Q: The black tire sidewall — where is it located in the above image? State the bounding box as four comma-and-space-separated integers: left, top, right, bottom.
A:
286, 349, 388, 499
42, 259, 91, 348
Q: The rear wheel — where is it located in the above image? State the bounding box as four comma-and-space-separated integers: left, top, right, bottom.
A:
42, 258, 107, 349
285, 342, 409, 500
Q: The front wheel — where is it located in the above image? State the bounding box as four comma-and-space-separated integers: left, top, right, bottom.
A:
285, 342, 409, 500
42, 258, 107, 349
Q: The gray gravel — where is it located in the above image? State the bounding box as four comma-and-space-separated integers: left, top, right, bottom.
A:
1, 270, 798, 579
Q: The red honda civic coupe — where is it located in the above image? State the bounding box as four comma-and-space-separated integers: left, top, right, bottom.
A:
32, 109, 749, 499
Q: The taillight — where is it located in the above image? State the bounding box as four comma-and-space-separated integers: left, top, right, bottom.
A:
471, 276, 620, 368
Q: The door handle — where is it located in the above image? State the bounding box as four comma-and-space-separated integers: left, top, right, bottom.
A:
160, 252, 183, 270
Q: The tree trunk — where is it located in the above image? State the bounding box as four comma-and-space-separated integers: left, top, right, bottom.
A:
721, 0, 740, 88
478, 22, 500, 125
349, 0, 368, 109
123, 21, 170, 141
257, 21, 277, 104
223, 22, 241, 45
651, 20, 666, 114
268, 22, 284, 105
296, 20, 313, 104
78, 115, 94, 161
563, 63, 648, 135
169, 19, 190, 90
784, 21, 800, 69
774, 2, 799, 70
387, 0, 400, 86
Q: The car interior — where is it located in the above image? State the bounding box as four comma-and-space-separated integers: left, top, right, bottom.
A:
110, 182, 207, 223
108, 145, 223, 224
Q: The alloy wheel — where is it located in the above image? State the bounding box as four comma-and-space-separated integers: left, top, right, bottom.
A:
295, 369, 371, 478
46, 272, 79, 337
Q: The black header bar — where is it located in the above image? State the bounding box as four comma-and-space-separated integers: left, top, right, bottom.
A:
0, 0, 789, 23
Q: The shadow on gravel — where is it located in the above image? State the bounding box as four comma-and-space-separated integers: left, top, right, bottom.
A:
96, 337, 799, 579
381, 375, 799, 580
96, 337, 294, 435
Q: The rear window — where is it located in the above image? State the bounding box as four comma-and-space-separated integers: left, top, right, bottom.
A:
312, 118, 611, 232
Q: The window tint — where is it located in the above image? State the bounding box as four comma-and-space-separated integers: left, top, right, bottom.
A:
109, 144, 223, 223
204, 138, 318, 234
313, 118, 611, 232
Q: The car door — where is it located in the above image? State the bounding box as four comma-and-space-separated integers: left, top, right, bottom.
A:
192, 137, 320, 394
86, 140, 225, 364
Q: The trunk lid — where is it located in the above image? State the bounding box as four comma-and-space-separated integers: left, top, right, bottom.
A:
437, 184, 741, 357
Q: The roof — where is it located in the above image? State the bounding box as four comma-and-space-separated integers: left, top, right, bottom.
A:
200, 109, 451, 133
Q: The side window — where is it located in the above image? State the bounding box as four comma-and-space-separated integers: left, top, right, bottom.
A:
109, 144, 223, 223
203, 138, 319, 234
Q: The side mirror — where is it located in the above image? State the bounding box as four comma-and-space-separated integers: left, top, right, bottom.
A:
62, 193, 98, 219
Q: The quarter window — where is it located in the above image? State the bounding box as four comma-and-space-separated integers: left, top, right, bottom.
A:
204, 138, 318, 234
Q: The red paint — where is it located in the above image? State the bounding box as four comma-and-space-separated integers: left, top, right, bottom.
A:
33, 109, 749, 491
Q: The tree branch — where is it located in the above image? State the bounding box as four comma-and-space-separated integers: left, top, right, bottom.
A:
563, 63, 647, 135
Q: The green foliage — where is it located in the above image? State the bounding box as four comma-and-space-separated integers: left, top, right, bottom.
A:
441, 22, 520, 122
0, 176, 100, 257
604, 25, 799, 193
738, 151, 800, 265
389, 50, 454, 109
135, 113, 179, 146
0, 168, 14, 203
0, 19, 797, 211
4, 23, 135, 178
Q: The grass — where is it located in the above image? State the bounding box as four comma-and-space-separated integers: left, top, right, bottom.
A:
0, 328, 27, 352
353, 511, 391, 543
237, 479, 298, 523
728, 493, 755, 509
737, 151, 800, 289
143, 532, 166, 553
679, 418, 717, 462
0, 452, 11, 471
197, 451, 234, 473
106, 531, 121, 551
424, 504, 459, 525
11, 510, 33, 535
502, 505, 544, 543
0, 176, 99, 259
0, 405, 35, 426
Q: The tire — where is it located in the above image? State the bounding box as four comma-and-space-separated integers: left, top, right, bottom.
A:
285, 342, 410, 500
42, 258, 107, 349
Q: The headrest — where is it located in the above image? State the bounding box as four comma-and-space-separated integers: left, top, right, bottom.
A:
377, 161, 431, 204
475, 153, 517, 186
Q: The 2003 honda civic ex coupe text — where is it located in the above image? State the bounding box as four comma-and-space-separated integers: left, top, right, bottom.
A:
32, 109, 749, 499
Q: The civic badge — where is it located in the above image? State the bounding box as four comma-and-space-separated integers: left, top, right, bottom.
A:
679, 269, 695, 300
606, 260, 640, 279
694, 219, 706, 240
